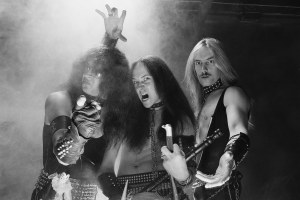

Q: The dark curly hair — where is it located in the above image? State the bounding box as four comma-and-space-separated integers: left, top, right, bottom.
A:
66, 46, 138, 147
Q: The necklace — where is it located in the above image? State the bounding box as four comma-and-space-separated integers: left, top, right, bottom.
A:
150, 110, 159, 180
202, 78, 223, 104
147, 101, 164, 180
150, 101, 164, 110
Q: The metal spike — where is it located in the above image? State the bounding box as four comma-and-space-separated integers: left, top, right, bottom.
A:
121, 179, 129, 200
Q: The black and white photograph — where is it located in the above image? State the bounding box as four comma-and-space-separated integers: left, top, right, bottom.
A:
0, 0, 299, 199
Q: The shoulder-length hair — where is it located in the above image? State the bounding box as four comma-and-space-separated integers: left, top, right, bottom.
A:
126, 55, 195, 150
184, 38, 239, 115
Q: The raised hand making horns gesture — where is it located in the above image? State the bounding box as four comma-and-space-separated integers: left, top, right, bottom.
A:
96, 4, 127, 42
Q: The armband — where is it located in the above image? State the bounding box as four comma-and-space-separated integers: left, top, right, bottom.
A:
50, 115, 71, 134
224, 132, 250, 167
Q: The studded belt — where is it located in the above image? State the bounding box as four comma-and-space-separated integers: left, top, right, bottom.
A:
116, 171, 173, 196
34, 169, 51, 192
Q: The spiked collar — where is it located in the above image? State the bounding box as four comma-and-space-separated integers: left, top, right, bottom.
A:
202, 78, 223, 104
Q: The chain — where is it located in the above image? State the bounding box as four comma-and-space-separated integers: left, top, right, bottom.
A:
150, 110, 159, 180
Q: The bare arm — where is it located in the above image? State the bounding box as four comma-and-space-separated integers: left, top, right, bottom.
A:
44, 91, 72, 125
45, 92, 83, 165
195, 86, 251, 188
45, 92, 103, 165
225, 86, 250, 138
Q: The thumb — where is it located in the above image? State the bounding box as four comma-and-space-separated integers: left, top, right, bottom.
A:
75, 95, 86, 110
119, 34, 127, 42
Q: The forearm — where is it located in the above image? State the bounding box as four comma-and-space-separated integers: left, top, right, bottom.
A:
225, 132, 250, 167
101, 32, 118, 48
51, 115, 88, 165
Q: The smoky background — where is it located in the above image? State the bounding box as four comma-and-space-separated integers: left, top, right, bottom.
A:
1, 0, 300, 199
0, 0, 165, 198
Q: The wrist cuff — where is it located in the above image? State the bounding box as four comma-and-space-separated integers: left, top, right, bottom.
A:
177, 170, 193, 186
50, 115, 71, 134
225, 132, 250, 166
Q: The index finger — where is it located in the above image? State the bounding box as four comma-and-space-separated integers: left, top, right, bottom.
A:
105, 4, 112, 15
173, 143, 181, 154
120, 10, 126, 23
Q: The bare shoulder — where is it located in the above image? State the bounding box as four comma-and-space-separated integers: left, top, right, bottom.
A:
44, 91, 73, 124
45, 91, 71, 106
224, 86, 250, 109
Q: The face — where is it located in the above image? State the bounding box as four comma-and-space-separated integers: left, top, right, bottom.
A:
193, 46, 220, 87
82, 65, 101, 97
132, 62, 161, 108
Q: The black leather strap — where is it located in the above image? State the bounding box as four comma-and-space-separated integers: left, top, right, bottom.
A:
50, 115, 71, 134
224, 133, 250, 166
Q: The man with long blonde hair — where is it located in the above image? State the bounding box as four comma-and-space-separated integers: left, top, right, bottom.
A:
162, 38, 251, 200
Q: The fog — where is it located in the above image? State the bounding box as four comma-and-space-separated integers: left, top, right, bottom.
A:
1, 0, 299, 199
0, 0, 177, 198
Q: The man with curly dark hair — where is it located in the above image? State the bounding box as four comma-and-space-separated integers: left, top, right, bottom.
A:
31, 5, 135, 200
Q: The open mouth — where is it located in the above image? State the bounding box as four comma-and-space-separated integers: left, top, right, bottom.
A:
141, 93, 149, 101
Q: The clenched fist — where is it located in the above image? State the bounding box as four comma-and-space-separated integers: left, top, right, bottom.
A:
72, 96, 103, 139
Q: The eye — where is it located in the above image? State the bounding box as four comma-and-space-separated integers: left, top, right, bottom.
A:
208, 59, 214, 64
96, 73, 101, 78
143, 76, 150, 81
132, 80, 138, 86
194, 60, 202, 66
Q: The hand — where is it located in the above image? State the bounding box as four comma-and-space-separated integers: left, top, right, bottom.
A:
195, 151, 235, 188
96, 4, 127, 41
72, 99, 103, 139
161, 144, 190, 182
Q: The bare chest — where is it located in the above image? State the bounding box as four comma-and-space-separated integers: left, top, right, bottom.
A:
117, 139, 163, 175
197, 90, 223, 141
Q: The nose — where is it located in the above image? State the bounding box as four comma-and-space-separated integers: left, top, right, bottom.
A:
201, 63, 208, 71
136, 82, 145, 89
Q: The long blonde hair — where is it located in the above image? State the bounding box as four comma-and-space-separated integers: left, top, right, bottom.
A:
184, 38, 239, 115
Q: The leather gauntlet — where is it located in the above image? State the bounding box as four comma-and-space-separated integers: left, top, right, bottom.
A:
51, 116, 88, 165
224, 132, 250, 167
